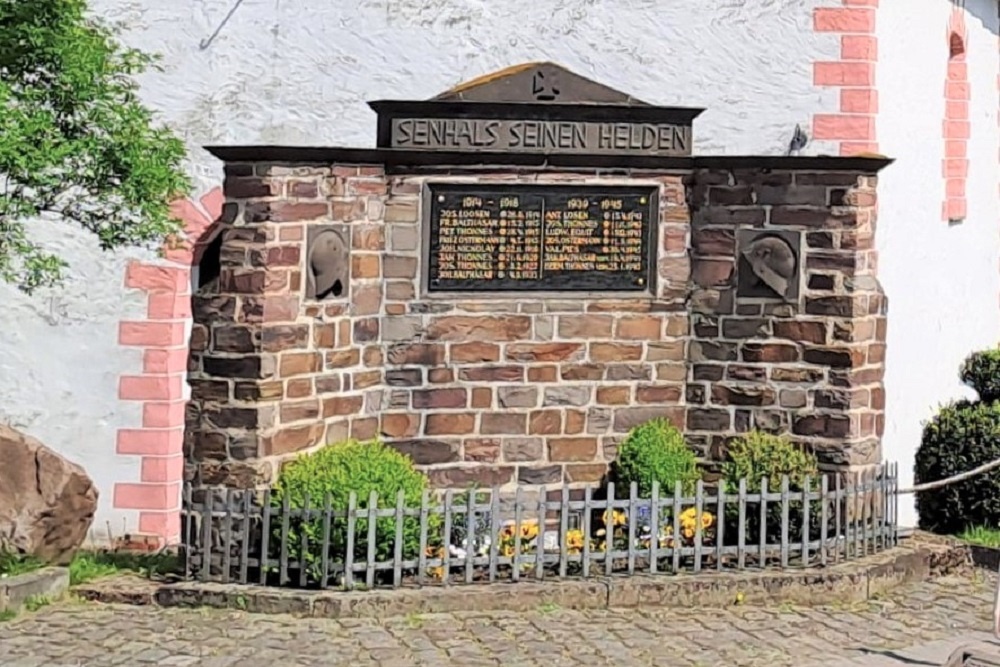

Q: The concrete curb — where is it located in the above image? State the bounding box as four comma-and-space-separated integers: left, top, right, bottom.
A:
0, 568, 70, 613
73, 541, 969, 620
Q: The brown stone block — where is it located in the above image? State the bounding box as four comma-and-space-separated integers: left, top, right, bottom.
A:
779, 389, 808, 408
428, 368, 453, 383
596, 387, 631, 405
686, 408, 732, 431
517, 465, 563, 484
529, 410, 562, 435
806, 252, 857, 274
390, 439, 460, 466
203, 406, 260, 430
381, 413, 420, 438
565, 464, 608, 484
464, 438, 501, 463
557, 314, 614, 338
322, 395, 364, 418
560, 364, 604, 381
326, 349, 361, 369
413, 388, 467, 409
656, 363, 686, 382
458, 365, 524, 382
225, 177, 281, 199
284, 378, 311, 399
481, 413, 527, 435
643, 340, 684, 361
428, 466, 514, 488
384, 200, 418, 222
726, 365, 766, 382
614, 407, 684, 433
698, 206, 766, 226
279, 352, 322, 378
502, 438, 544, 463
353, 317, 379, 343
615, 316, 663, 340
352, 225, 385, 252
351, 417, 379, 441
662, 225, 688, 252
189, 379, 231, 402
792, 414, 851, 438
451, 342, 501, 363
692, 259, 735, 288
710, 384, 776, 407
384, 255, 417, 279
636, 385, 683, 404
528, 365, 558, 382
426, 413, 476, 436
498, 387, 538, 408
288, 180, 319, 198
590, 342, 643, 362
251, 201, 329, 223
721, 318, 770, 339
386, 343, 446, 366
330, 199, 367, 221
258, 324, 308, 353
690, 341, 738, 362
386, 280, 415, 301
426, 315, 531, 342
350, 284, 381, 316
351, 254, 380, 280
280, 400, 320, 423
691, 228, 735, 256
565, 410, 587, 435
805, 296, 860, 317
692, 364, 724, 381
506, 342, 584, 362
867, 343, 886, 364
220, 269, 266, 295
708, 186, 754, 205
549, 437, 598, 462
471, 387, 492, 408
772, 321, 827, 345
264, 423, 324, 456
353, 369, 381, 389
658, 256, 690, 283
203, 356, 264, 379
805, 231, 834, 249
803, 346, 865, 368
871, 386, 885, 410
311, 323, 336, 348
741, 343, 800, 363
607, 365, 650, 381
363, 345, 382, 367
771, 367, 824, 383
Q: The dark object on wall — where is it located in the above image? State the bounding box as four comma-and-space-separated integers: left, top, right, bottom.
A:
736, 230, 800, 302
306, 227, 349, 300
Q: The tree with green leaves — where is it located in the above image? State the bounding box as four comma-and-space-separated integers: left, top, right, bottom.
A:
0, 0, 190, 293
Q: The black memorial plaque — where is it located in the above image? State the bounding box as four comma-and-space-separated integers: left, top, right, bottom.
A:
425, 184, 657, 292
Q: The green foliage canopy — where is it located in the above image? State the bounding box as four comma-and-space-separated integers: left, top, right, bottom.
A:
0, 0, 189, 292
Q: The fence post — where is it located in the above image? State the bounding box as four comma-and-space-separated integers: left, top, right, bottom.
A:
278, 493, 290, 586
801, 476, 811, 567
417, 489, 429, 586
465, 489, 476, 585
759, 477, 768, 569
344, 492, 357, 590
239, 492, 251, 585
693, 480, 703, 574
320, 493, 332, 589
737, 478, 747, 570
649, 481, 659, 574
222, 489, 234, 585
182, 484, 192, 580
512, 487, 522, 583
536, 492, 546, 581
605, 482, 615, 577
365, 490, 378, 589
489, 486, 500, 583
834, 475, 842, 564
716, 482, 725, 571
559, 485, 569, 578
394, 489, 405, 588
259, 489, 272, 586
780, 475, 790, 569
671, 481, 681, 574
201, 490, 214, 583
627, 482, 638, 575
582, 486, 592, 579
299, 493, 311, 589
819, 476, 828, 567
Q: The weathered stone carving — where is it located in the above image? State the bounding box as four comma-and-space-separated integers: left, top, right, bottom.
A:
306, 227, 349, 300
737, 230, 800, 302
0, 424, 98, 564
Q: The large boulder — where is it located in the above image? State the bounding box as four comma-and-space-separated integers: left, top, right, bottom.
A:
0, 424, 98, 564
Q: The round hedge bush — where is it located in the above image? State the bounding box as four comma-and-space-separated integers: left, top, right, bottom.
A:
721, 431, 818, 493
960, 348, 1000, 403
915, 399, 1000, 534
272, 439, 438, 583
612, 418, 700, 498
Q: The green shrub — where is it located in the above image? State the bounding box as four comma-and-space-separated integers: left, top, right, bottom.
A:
722, 431, 821, 545
722, 431, 819, 493
960, 348, 1000, 403
272, 439, 439, 584
612, 418, 700, 498
915, 400, 1000, 534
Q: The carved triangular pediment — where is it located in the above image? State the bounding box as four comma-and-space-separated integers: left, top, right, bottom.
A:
432, 62, 650, 106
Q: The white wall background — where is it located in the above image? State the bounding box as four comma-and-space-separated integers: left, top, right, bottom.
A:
877, 0, 1000, 528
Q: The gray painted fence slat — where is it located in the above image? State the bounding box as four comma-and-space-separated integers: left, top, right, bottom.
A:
559, 485, 569, 578
758, 477, 768, 569
394, 490, 405, 588
582, 486, 592, 579
737, 479, 747, 570
672, 481, 681, 574
820, 476, 828, 567
780, 476, 790, 569
716, 483, 725, 571
320, 494, 332, 589
201, 491, 213, 583
512, 487, 522, 583
801, 476, 811, 567
366, 490, 378, 589
627, 482, 637, 575
442, 489, 453, 586
536, 492, 546, 581
239, 492, 251, 585
183, 485, 193, 578
417, 489, 429, 586
344, 492, 356, 590
259, 490, 272, 585
299, 493, 311, 589
693, 480, 703, 574
605, 482, 615, 577
279, 493, 290, 586
649, 482, 659, 575
834, 476, 842, 564
489, 486, 500, 583
852, 472, 860, 559
222, 489, 234, 584
465, 490, 475, 585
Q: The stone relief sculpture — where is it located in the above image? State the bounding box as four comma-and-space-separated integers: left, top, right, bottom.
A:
737, 231, 799, 301
307, 228, 349, 300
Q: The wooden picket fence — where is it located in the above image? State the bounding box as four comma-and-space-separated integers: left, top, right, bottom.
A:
181, 462, 898, 590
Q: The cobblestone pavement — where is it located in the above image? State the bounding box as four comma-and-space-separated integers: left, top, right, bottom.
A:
0, 573, 995, 667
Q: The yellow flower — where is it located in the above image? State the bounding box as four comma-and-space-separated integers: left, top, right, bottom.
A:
566, 529, 585, 552
502, 544, 515, 558
602, 509, 628, 527
520, 520, 539, 541
682, 526, 695, 540
500, 524, 516, 540
701, 511, 714, 530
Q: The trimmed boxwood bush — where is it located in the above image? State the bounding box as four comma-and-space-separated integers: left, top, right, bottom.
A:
612, 418, 700, 498
271, 439, 440, 584
915, 399, 1000, 534
722, 431, 820, 544
960, 348, 1000, 403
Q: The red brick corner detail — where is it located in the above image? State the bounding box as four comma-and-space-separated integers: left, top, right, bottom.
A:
114, 187, 223, 545
943, 8, 969, 222
812, 0, 879, 156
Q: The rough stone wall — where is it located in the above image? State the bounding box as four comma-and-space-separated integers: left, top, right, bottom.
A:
685, 168, 885, 473
378, 172, 689, 489
185, 164, 386, 486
